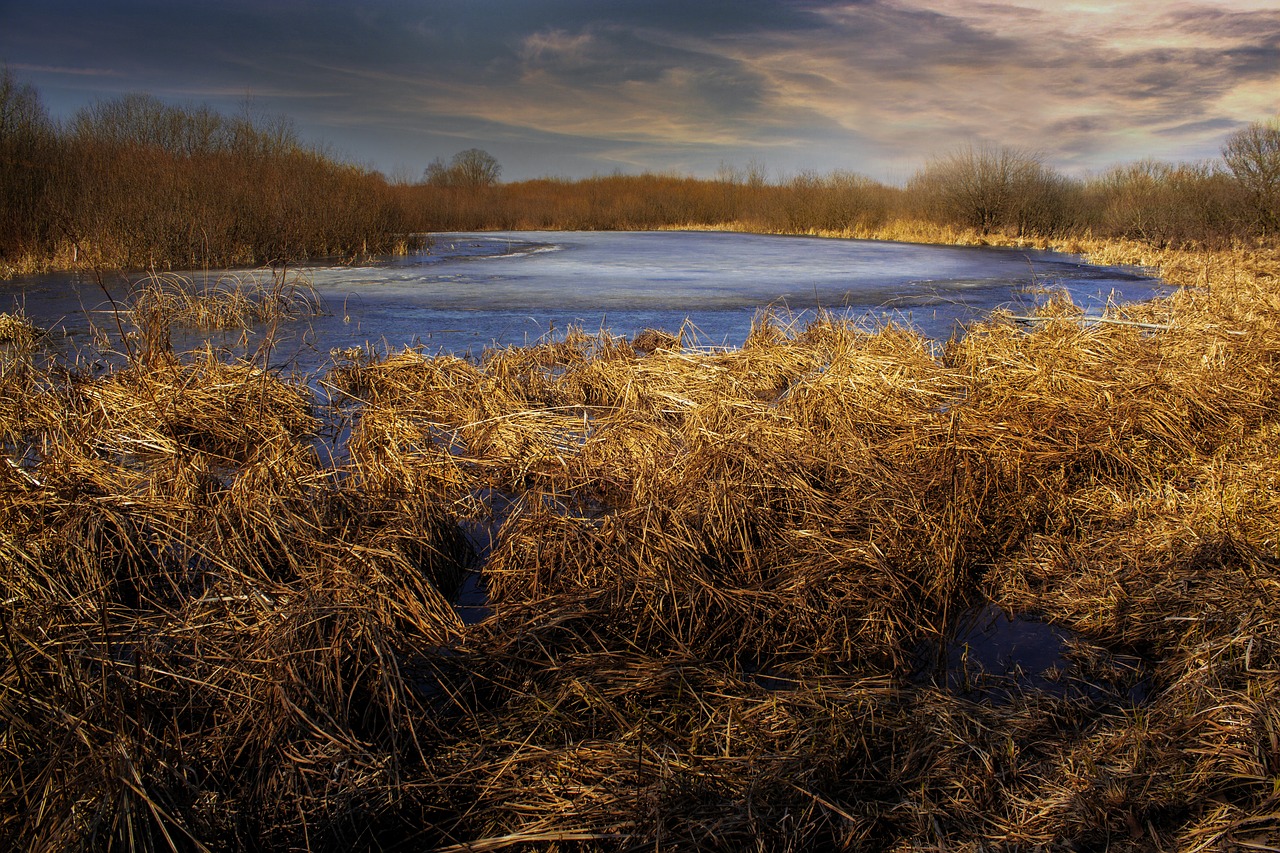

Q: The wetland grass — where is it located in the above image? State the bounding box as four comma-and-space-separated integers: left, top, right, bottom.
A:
3, 243, 1280, 849
0, 310, 43, 348
129, 270, 325, 332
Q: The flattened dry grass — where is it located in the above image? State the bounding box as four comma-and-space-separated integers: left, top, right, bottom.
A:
3, 243, 1280, 850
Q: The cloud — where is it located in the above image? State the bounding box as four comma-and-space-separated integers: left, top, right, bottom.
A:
2, 0, 1278, 179
681, 0, 1280, 170
520, 28, 596, 66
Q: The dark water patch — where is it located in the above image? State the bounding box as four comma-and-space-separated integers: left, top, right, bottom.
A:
407, 234, 560, 265
451, 488, 617, 625
737, 654, 801, 692
917, 605, 1149, 706
459, 488, 521, 563
451, 489, 522, 625
452, 570, 490, 626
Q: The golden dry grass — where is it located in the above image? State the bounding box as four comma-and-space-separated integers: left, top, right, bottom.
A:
2, 241, 1279, 850
130, 270, 324, 332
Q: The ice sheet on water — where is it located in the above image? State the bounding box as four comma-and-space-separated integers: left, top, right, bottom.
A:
2, 230, 1164, 374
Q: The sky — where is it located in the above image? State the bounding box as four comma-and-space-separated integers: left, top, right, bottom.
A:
2, 0, 1278, 183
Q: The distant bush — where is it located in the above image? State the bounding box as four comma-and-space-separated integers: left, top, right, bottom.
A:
906, 144, 1078, 237
395, 168, 900, 235
0, 77, 409, 273
1084, 160, 1238, 248
424, 148, 503, 188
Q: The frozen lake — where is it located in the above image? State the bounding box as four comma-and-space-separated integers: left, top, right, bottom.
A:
2, 230, 1162, 370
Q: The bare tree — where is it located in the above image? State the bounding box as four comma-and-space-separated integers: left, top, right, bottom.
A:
1088, 159, 1235, 247
424, 148, 502, 188
453, 148, 501, 187
72, 93, 300, 159
1222, 117, 1280, 234
910, 143, 1065, 236
423, 156, 450, 186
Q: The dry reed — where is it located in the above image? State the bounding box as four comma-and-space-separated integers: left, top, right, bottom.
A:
0, 310, 43, 348
129, 270, 324, 332
3, 242, 1280, 850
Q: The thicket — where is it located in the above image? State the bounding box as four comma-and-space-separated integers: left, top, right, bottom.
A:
0, 72, 408, 275
0, 71, 58, 264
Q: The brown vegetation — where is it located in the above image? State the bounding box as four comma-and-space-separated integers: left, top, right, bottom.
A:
2, 240, 1280, 849
129, 270, 324, 332
0, 75, 410, 276
396, 134, 1280, 251
6, 64, 1279, 279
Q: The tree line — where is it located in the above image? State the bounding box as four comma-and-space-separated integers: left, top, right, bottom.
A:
3, 67, 1279, 276
401, 132, 1280, 248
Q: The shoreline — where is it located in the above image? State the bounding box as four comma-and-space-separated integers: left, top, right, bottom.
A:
0, 220, 1170, 281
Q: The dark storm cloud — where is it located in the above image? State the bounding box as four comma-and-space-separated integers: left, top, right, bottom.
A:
1, 0, 1277, 179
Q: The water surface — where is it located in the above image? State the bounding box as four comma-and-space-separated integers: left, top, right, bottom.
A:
2, 230, 1162, 371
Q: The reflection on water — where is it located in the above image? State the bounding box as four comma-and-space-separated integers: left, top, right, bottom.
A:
1, 230, 1162, 374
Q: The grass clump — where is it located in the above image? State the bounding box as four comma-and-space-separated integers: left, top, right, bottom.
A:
0, 328, 473, 849
0, 310, 43, 348
0, 309, 47, 448
130, 270, 324, 331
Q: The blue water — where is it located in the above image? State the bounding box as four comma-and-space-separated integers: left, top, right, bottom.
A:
1, 230, 1162, 371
